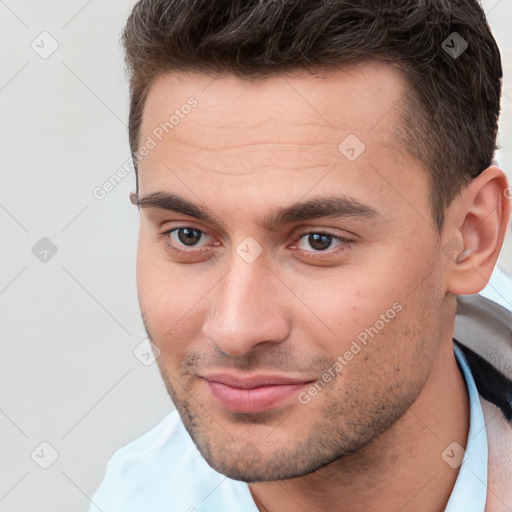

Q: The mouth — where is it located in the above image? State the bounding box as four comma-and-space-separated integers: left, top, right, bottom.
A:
199, 372, 315, 413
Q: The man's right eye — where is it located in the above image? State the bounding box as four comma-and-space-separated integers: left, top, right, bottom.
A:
161, 226, 212, 252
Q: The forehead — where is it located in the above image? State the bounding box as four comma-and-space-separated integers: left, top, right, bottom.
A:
139, 61, 411, 167
136, 62, 428, 224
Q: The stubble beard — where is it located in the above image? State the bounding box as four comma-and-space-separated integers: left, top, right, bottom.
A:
155, 359, 423, 483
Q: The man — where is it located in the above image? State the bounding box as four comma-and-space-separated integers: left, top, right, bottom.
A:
90, 1, 512, 511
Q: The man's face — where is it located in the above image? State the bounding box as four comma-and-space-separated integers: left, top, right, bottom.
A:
135, 62, 449, 481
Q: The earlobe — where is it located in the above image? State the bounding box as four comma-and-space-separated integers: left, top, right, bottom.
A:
444, 166, 511, 296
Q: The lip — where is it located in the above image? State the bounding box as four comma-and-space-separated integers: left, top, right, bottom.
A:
200, 373, 314, 413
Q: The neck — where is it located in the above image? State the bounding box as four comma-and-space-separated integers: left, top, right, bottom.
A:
249, 339, 470, 512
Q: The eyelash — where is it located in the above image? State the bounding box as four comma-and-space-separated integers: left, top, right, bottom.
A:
160, 226, 354, 258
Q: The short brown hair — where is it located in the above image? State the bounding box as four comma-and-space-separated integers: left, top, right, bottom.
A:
122, 0, 502, 229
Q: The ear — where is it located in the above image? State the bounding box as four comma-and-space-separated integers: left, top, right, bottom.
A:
443, 166, 511, 296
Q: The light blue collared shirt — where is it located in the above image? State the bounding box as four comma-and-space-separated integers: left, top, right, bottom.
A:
445, 344, 488, 512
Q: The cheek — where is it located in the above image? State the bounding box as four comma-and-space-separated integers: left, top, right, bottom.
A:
283, 266, 404, 342
286, 245, 443, 363
136, 237, 213, 349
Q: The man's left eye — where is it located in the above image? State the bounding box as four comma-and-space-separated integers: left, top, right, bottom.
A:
296, 232, 350, 252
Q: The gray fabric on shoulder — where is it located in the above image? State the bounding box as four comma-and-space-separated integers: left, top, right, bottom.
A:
454, 294, 512, 379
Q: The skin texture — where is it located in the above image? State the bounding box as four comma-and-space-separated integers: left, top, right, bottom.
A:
133, 62, 510, 512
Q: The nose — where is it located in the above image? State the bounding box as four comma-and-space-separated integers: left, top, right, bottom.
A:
201, 254, 291, 357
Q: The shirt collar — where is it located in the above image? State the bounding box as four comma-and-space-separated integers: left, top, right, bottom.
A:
444, 343, 488, 512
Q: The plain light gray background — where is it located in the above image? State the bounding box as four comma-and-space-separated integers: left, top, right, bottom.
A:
1, 1, 511, 511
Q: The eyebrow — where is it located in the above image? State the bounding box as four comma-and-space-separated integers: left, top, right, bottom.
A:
132, 191, 380, 229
